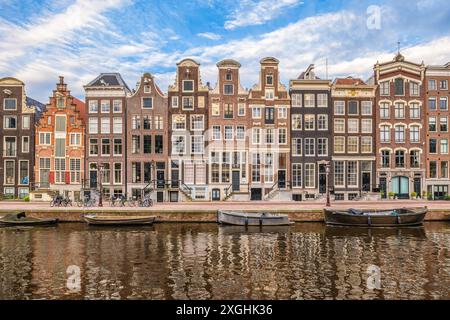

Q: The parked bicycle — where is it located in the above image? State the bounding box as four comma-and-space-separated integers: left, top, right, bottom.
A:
77, 195, 96, 208
138, 193, 154, 207
109, 194, 128, 207
50, 194, 63, 207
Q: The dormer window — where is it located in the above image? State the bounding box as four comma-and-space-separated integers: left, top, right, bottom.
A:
226, 73, 232, 81
57, 97, 65, 109
3, 98, 17, 110
394, 78, 404, 96
144, 85, 151, 93
266, 74, 274, 86
265, 89, 274, 100
183, 80, 194, 92
142, 98, 153, 109
224, 84, 234, 95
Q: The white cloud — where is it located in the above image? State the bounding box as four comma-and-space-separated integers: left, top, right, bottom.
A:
224, 0, 304, 30
197, 32, 222, 40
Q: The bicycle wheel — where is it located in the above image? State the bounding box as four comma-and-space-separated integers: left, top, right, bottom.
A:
50, 200, 55, 207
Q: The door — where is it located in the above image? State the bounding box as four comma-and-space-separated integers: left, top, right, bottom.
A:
90, 170, 97, 189
157, 192, 164, 202
212, 189, 221, 201
380, 178, 387, 199
278, 170, 286, 189
391, 176, 409, 199
157, 171, 165, 189
171, 170, 179, 188
319, 165, 326, 194
251, 188, 262, 201
232, 171, 240, 192
40, 170, 50, 188
414, 178, 421, 197
169, 191, 178, 202
362, 173, 371, 192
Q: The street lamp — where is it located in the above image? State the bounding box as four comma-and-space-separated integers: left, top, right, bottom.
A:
98, 164, 105, 207
326, 162, 331, 207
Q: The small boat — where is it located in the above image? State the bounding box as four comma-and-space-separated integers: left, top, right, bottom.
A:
83, 214, 156, 226
0, 212, 58, 226
324, 207, 427, 227
217, 210, 293, 226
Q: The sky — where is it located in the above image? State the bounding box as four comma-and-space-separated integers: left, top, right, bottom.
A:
1, 0, 450, 102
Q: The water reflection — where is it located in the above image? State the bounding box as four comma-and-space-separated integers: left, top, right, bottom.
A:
0, 223, 449, 300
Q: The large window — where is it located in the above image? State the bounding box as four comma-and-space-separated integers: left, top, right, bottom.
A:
348, 101, 358, 115
172, 115, 186, 131
252, 128, 261, 144
114, 139, 122, 156
317, 115, 328, 130
191, 136, 204, 154
304, 94, 315, 108
54, 158, 66, 184
142, 98, 153, 109
183, 80, 194, 92
305, 138, 315, 156
144, 135, 152, 154
252, 107, 261, 119
4, 137, 16, 157
191, 115, 204, 131
225, 126, 233, 140
361, 137, 372, 153
224, 104, 234, 119
410, 126, 420, 143
361, 119, 372, 133
348, 136, 358, 153
132, 135, 140, 154
19, 160, 29, 185
101, 100, 110, 113
265, 128, 274, 145
334, 161, 345, 187
4, 116, 17, 129
441, 139, 449, 154
429, 116, 437, 132
441, 117, 448, 132
430, 161, 437, 178
380, 81, 390, 96
292, 115, 302, 130
113, 117, 122, 134
440, 97, 448, 111
224, 84, 233, 95
70, 159, 81, 184
89, 100, 98, 113
292, 94, 302, 107
114, 163, 122, 184
394, 103, 405, 119
395, 125, 405, 143
132, 115, 141, 130
410, 103, 420, 119
304, 163, 315, 188
347, 161, 358, 187
334, 136, 345, 153
334, 119, 345, 133
394, 78, 404, 95
3, 98, 17, 110
348, 119, 359, 133
278, 128, 287, 144
429, 97, 437, 110
380, 102, 390, 119
317, 94, 328, 108
182, 96, 194, 110
101, 138, 110, 155
317, 138, 328, 156
101, 118, 110, 134
89, 118, 98, 134
264, 153, 274, 183
252, 153, 261, 183
334, 101, 345, 115
237, 126, 245, 140
361, 101, 372, 115
429, 138, 437, 154
132, 162, 142, 183
89, 139, 98, 156
155, 135, 163, 154
292, 138, 302, 156
381, 151, 390, 168
304, 114, 315, 130
265, 107, 275, 124
395, 150, 405, 168
39, 132, 51, 145
410, 82, 420, 96
292, 164, 302, 188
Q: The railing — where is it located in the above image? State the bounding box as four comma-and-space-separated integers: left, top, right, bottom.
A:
180, 183, 193, 200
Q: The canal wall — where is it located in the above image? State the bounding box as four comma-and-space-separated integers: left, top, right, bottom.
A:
0, 208, 449, 223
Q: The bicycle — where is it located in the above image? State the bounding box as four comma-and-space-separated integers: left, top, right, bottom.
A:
50, 195, 63, 207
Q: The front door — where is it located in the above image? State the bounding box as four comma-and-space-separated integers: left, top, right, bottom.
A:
232, 171, 240, 192
392, 176, 409, 199
319, 165, 326, 194
212, 189, 221, 201
380, 177, 387, 199
414, 178, 421, 197
251, 188, 262, 201
362, 173, 371, 192
278, 170, 286, 189
171, 170, 179, 188
157, 171, 165, 189
40, 170, 50, 188
90, 170, 98, 189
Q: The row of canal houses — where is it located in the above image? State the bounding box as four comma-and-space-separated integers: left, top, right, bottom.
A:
1, 53, 450, 202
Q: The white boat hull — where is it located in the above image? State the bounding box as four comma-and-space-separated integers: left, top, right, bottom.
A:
217, 210, 293, 226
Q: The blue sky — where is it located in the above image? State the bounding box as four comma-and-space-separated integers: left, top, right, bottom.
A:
1, 0, 450, 102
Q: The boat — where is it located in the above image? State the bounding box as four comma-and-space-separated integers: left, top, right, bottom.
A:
217, 210, 293, 226
83, 214, 156, 226
0, 212, 58, 226
324, 207, 427, 227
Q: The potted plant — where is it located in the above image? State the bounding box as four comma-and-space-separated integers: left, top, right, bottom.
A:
388, 192, 395, 200
380, 191, 385, 199
410, 192, 417, 200
427, 193, 433, 201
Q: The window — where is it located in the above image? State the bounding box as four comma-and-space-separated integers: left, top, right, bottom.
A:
252, 153, 261, 183
304, 164, 315, 188
225, 73, 232, 81
252, 128, 261, 144
238, 103, 246, 116
428, 80, 437, 90
19, 160, 29, 185
265, 89, 274, 100
292, 138, 302, 156
155, 135, 163, 154
114, 163, 122, 184
429, 97, 437, 110
172, 136, 186, 154
347, 161, 358, 187
292, 114, 302, 130
441, 117, 448, 132
55, 138, 65, 157
265, 128, 274, 144
172, 96, 179, 108
89, 118, 98, 134
410, 82, 420, 96
155, 116, 163, 130
278, 107, 287, 119
101, 118, 110, 134
361, 101, 372, 115
334, 119, 345, 133
224, 126, 233, 140
348, 136, 358, 153
410, 126, 420, 143
361, 137, 372, 153
182, 96, 194, 110
304, 94, 315, 108
101, 100, 110, 113
305, 138, 315, 156
334, 136, 345, 153
380, 81, 390, 96
317, 94, 328, 108
441, 139, 449, 154
252, 107, 261, 118
22, 115, 30, 129
198, 96, 205, 108
317, 138, 328, 156
113, 100, 122, 113
224, 104, 233, 119
381, 151, 390, 168
348, 119, 359, 133
380, 102, 390, 119
99, 138, 110, 156
3, 98, 17, 110
292, 164, 302, 188
191, 115, 204, 131
441, 161, 448, 178
89, 100, 98, 113
132, 162, 142, 183
39, 132, 51, 145
266, 74, 273, 85
4, 116, 17, 129
334, 161, 344, 187
380, 125, 390, 143
183, 80, 194, 92
113, 117, 122, 134
172, 115, 186, 131
361, 119, 372, 133
394, 103, 405, 118
70, 159, 81, 184
237, 126, 245, 140
348, 101, 358, 115
132, 135, 140, 154
89, 139, 98, 156
430, 161, 437, 178
410, 103, 420, 119
395, 125, 405, 143
144, 135, 152, 154
224, 84, 233, 95
114, 139, 122, 156
142, 98, 153, 109
144, 85, 151, 93
22, 136, 29, 153
54, 158, 66, 184
265, 107, 275, 124
395, 150, 405, 168
212, 126, 221, 140
4, 137, 16, 157
440, 97, 448, 111
429, 117, 437, 132
292, 94, 302, 107
70, 133, 81, 146
191, 136, 204, 154
440, 80, 448, 90
57, 97, 65, 108
304, 115, 315, 130
394, 78, 404, 95
132, 115, 141, 130
429, 139, 437, 154
318, 115, 328, 130
4, 160, 15, 185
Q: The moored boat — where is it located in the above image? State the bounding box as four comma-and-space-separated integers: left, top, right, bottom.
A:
324, 207, 427, 227
217, 210, 293, 226
83, 214, 156, 226
0, 212, 58, 226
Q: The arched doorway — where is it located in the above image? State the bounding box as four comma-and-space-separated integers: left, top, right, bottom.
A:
391, 176, 409, 199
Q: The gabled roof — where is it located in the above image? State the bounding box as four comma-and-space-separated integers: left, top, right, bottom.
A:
85, 73, 131, 92
217, 59, 241, 68
260, 57, 279, 65
26, 97, 46, 121
334, 77, 367, 86
72, 97, 86, 122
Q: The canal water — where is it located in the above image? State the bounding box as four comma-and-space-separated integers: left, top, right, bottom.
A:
0, 222, 449, 300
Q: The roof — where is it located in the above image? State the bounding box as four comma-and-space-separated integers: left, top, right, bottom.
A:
72, 97, 87, 122
217, 59, 241, 68
26, 97, 46, 121
260, 57, 279, 65
334, 77, 367, 86
85, 73, 131, 92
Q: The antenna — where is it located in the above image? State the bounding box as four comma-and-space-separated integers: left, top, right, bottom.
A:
397, 41, 401, 54
326, 58, 329, 80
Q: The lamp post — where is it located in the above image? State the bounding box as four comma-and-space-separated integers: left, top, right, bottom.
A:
326, 162, 331, 207
98, 164, 104, 207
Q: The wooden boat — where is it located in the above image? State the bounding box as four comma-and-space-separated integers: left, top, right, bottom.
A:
217, 210, 293, 226
0, 212, 58, 226
324, 207, 427, 227
83, 214, 156, 226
